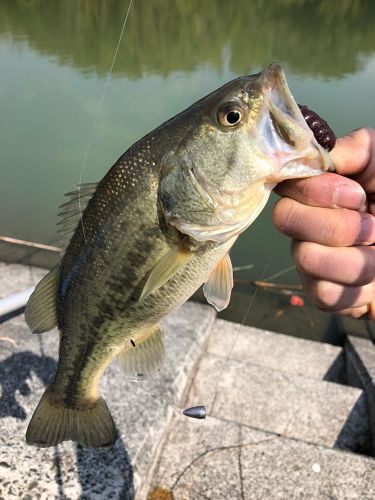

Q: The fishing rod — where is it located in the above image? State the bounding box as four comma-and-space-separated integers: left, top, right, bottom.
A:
0, 234, 302, 292
0, 236, 60, 253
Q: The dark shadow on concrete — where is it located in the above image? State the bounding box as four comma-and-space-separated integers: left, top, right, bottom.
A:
321, 314, 343, 347
0, 350, 56, 419
334, 392, 373, 456
322, 351, 346, 385
0, 306, 26, 324
0, 350, 134, 498
76, 442, 134, 500
53, 446, 66, 499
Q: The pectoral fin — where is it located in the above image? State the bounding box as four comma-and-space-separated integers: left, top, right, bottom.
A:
140, 245, 192, 301
203, 253, 233, 312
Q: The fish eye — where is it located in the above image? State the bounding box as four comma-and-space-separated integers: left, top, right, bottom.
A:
217, 103, 243, 127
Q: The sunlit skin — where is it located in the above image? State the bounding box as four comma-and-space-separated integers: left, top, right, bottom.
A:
273, 128, 375, 320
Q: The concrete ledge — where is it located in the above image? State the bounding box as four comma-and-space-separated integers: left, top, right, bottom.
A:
0, 299, 216, 498
0, 263, 46, 300
185, 353, 370, 453
146, 413, 375, 500
1, 264, 374, 498
207, 319, 345, 381
345, 335, 375, 452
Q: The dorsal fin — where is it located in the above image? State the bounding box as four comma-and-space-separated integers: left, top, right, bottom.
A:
57, 182, 98, 250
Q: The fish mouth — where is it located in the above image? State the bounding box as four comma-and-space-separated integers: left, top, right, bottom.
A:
258, 63, 334, 182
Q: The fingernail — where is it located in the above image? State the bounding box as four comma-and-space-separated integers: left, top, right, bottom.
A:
357, 214, 375, 244
333, 184, 366, 209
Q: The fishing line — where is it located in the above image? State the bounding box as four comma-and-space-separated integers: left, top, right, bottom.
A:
77, 0, 134, 242
204, 255, 272, 415
183, 255, 273, 419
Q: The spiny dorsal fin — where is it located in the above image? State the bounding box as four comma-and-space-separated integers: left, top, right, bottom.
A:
25, 265, 60, 333
203, 253, 233, 312
57, 182, 98, 250
25, 182, 98, 333
119, 326, 165, 379
140, 245, 192, 301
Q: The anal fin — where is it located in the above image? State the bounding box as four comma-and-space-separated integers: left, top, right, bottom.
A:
119, 325, 165, 379
25, 265, 60, 333
203, 253, 233, 312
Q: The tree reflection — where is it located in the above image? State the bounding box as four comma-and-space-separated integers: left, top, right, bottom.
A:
0, 0, 375, 78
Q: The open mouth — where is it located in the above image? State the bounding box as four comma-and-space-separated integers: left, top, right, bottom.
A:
259, 63, 333, 180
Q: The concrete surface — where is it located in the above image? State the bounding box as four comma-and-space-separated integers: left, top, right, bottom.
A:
207, 319, 345, 381
0, 263, 45, 300
146, 414, 375, 500
185, 352, 370, 453
0, 263, 216, 499
345, 335, 375, 452
1, 264, 375, 499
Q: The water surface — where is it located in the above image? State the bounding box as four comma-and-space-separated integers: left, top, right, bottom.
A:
1, 0, 375, 337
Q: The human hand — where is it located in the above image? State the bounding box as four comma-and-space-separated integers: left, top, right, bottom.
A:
272, 128, 375, 320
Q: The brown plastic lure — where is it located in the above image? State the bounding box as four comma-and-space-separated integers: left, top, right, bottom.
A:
299, 104, 336, 152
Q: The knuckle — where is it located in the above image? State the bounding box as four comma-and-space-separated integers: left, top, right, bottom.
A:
328, 210, 358, 245
352, 248, 375, 286
348, 127, 375, 166
301, 274, 341, 308
298, 179, 311, 199
272, 198, 299, 236
298, 178, 321, 206
358, 127, 375, 143
293, 242, 319, 276
313, 281, 340, 307
348, 127, 374, 146
329, 221, 346, 246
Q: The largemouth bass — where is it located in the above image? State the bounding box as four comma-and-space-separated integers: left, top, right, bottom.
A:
25, 63, 332, 448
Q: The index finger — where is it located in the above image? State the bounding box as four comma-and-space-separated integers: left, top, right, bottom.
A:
330, 128, 375, 195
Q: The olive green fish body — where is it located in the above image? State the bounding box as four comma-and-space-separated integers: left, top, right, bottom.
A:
25, 64, 333, 448
54, 130, 232, 403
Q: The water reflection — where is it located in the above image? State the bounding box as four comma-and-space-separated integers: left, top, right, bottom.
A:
1, 0, 375, 336
1, 0, 375, 78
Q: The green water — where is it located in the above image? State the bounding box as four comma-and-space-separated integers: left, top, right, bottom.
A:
1, 0, 375, 337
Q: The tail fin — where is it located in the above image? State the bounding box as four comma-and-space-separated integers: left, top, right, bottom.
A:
26, 387, 117, 448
